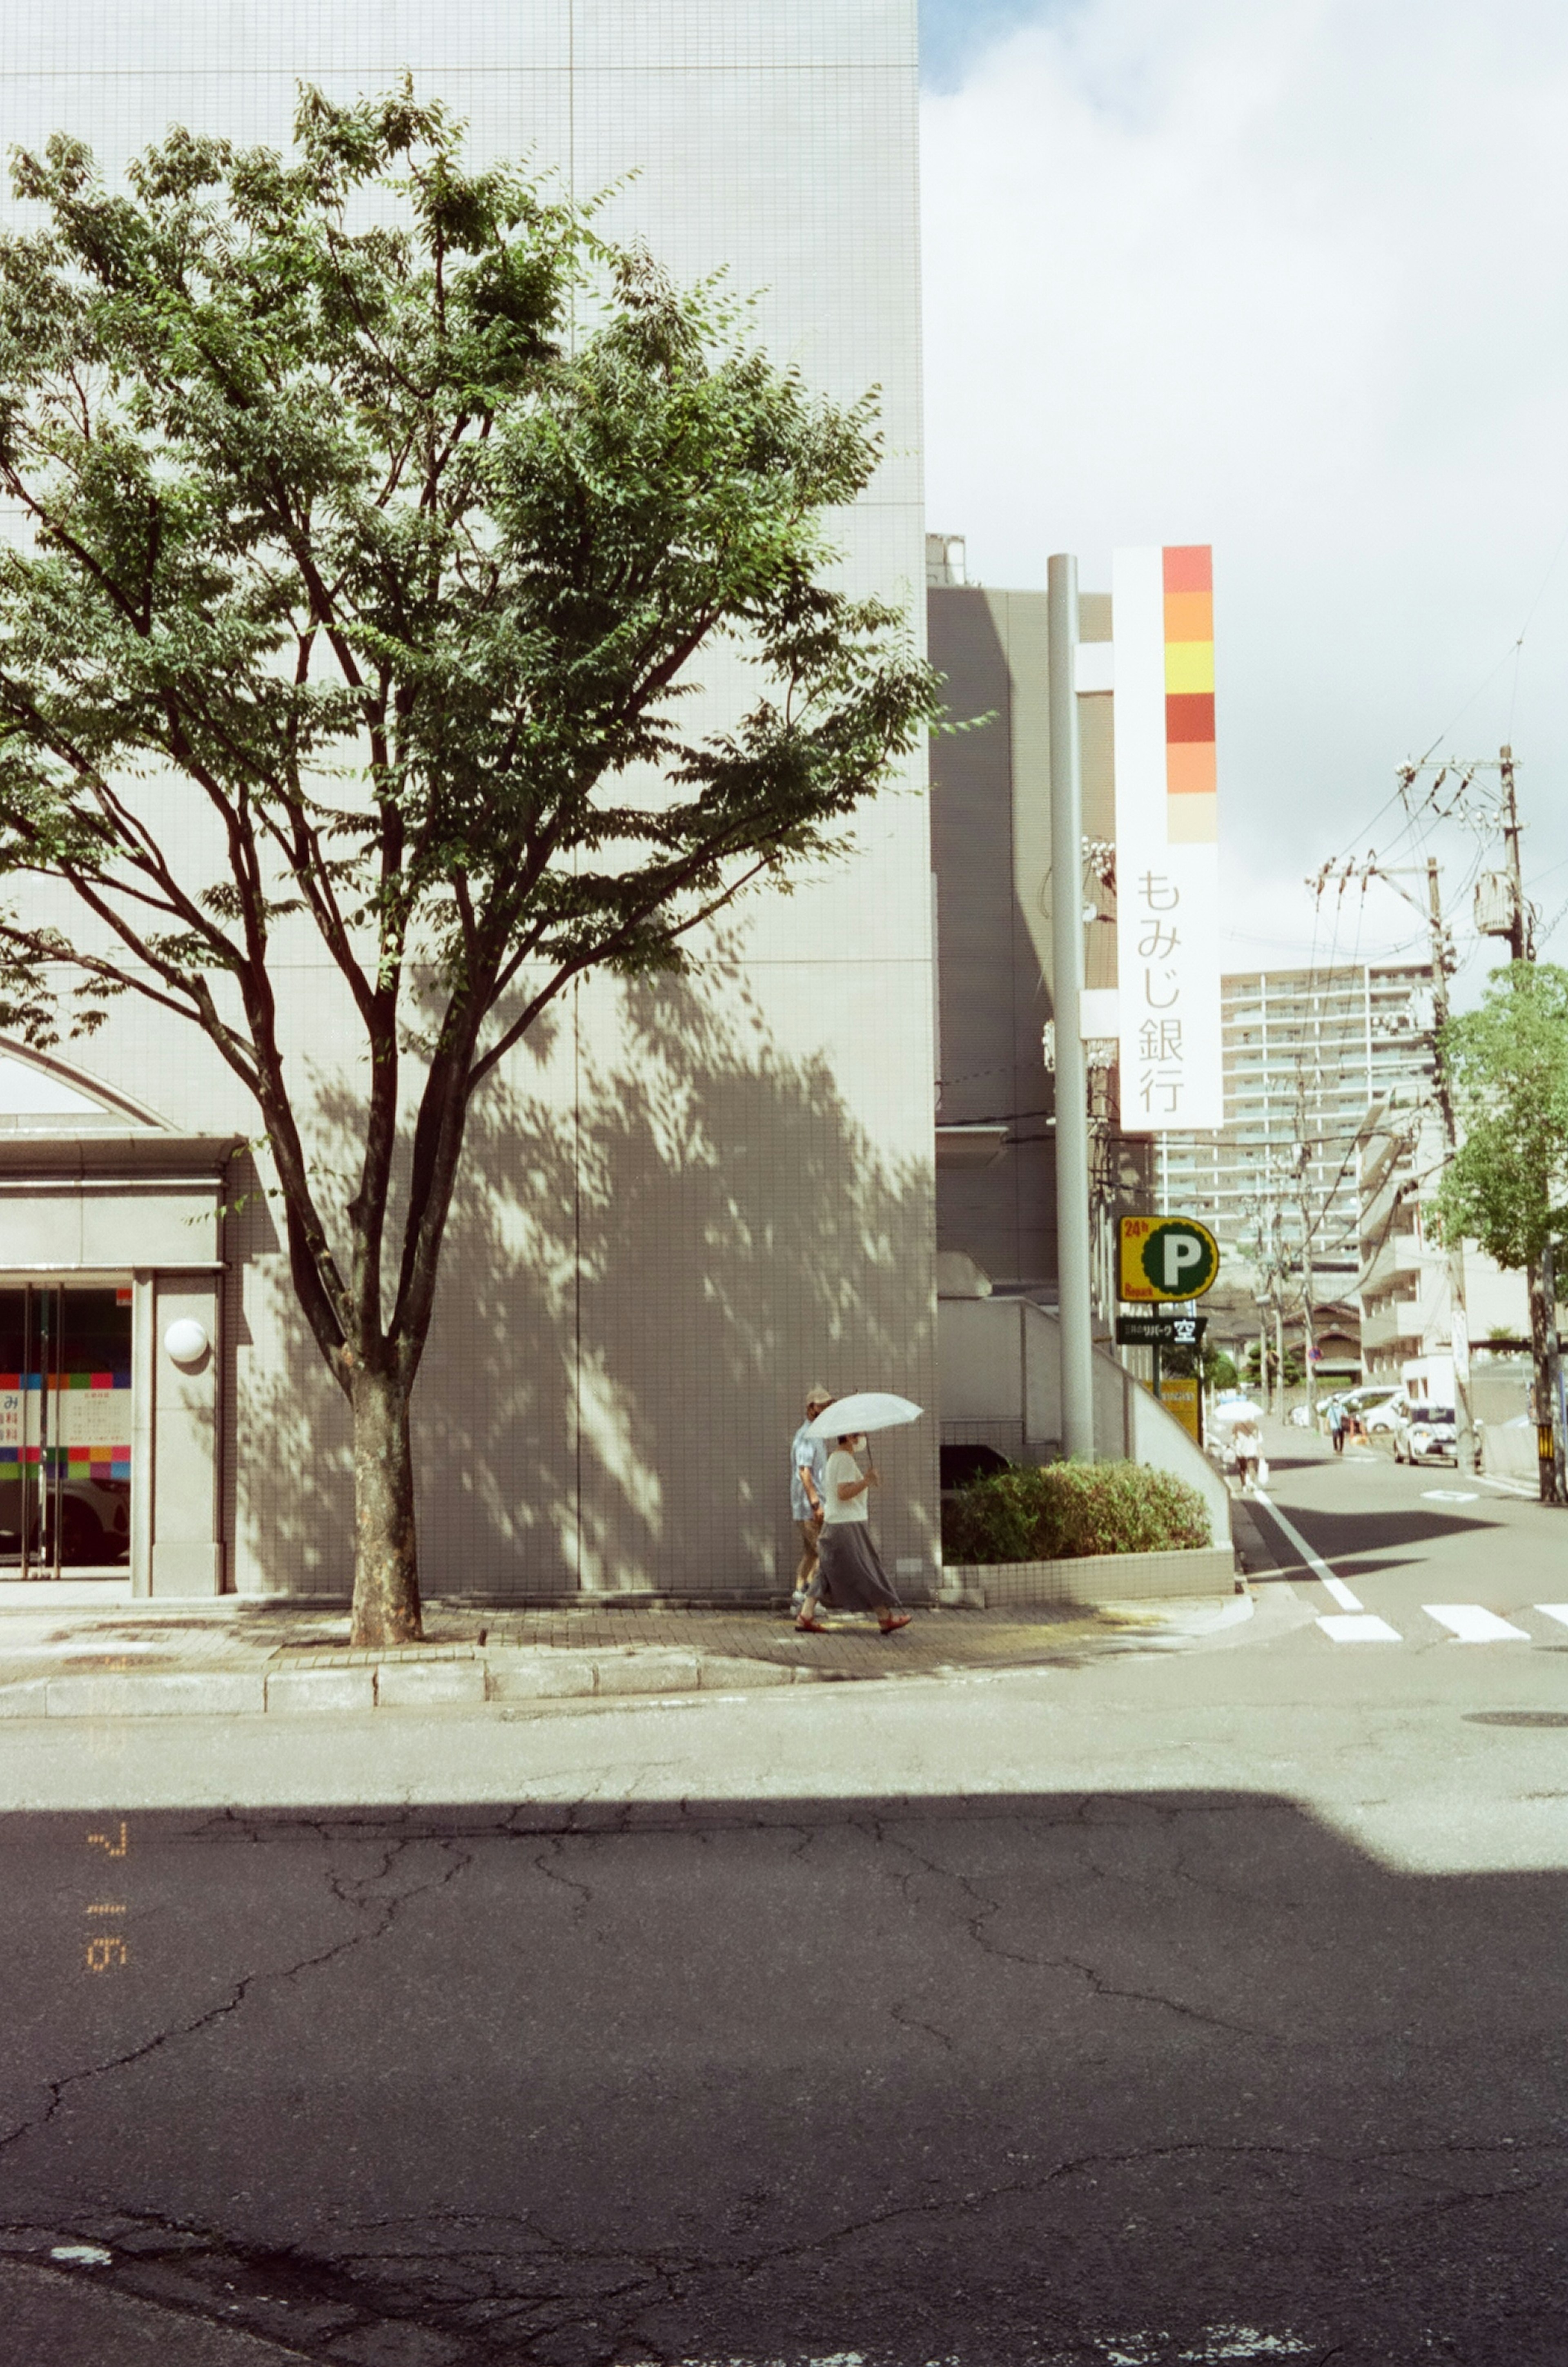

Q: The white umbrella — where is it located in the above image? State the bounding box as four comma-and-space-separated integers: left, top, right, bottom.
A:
808, 1391, 924, 1440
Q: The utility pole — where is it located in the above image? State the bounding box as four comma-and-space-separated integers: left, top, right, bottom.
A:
1048, 553, 1095, 1461
1310, 850, 1477, 1473
1422, 856, 1477, 1476
1393, 747, 1553, 1496
1499, 745, 1529, 961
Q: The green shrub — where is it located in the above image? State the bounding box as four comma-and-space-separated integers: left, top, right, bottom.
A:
940, 1458, 1211, 1565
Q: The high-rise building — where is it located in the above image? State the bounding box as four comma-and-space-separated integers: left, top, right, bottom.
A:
1154, 963, 1437, 1290
0, 1, 935, 1600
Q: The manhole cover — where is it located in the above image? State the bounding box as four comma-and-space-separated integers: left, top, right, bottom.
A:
1465, 1711, 1568, 1729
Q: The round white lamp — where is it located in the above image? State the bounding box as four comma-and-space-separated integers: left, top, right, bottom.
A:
164, 1317, 210, 1368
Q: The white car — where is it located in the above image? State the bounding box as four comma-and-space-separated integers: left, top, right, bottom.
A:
1394, 1405, 1457, 1465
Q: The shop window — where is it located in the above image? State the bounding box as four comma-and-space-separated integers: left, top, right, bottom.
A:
0, 1284, 132, 1574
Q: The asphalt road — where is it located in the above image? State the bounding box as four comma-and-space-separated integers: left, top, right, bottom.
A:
4, 1429, 1568, 2367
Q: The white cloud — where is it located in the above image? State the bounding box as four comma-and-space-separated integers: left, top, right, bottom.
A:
922, 0, 1568, 974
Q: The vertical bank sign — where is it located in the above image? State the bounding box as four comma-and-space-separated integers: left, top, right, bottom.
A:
1111, 544, 1223, 1130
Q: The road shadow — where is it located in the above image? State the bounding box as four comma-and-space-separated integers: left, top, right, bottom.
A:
1245, 1500, 1506, 1585
225, 963, 938, 1600
4, 1787, 1568, 2364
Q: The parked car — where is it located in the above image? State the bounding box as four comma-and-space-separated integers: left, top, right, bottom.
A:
1363, 1392, 1407, 1438
1393, 1404, 1457, 1466
0, 1473, 130, 1567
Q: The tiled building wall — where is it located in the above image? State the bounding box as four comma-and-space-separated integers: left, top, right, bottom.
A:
0, 0, 936, 1598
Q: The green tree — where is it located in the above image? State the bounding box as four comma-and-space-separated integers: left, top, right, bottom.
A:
1430, 961, 1568, 1501
0, 87, 939, 1643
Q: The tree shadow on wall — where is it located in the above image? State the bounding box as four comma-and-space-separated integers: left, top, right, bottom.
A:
234, 964, 938, 1600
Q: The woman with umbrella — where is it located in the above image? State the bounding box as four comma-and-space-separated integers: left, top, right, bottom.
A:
795, 1391, 916, 1635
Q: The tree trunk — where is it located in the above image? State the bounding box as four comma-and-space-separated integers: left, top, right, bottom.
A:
350, 1360, 423, 1646
1528, 1255, 1557, 1507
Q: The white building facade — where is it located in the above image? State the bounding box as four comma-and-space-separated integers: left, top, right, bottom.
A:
0, 0, 938, 1601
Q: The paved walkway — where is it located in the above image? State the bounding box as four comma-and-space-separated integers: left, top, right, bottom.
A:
0, 1589, 1251, 1714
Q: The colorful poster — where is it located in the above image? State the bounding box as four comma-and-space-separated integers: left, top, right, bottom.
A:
1112, 545, 1223, 1130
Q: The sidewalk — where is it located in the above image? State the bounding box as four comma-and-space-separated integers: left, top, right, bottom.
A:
0, 1588, 1255, 1718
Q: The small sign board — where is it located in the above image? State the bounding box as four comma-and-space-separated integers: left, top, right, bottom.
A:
1119, 1215, 1221, 1303
1157, 1373, 1201, 1442
1115, 1314, 1207, 1348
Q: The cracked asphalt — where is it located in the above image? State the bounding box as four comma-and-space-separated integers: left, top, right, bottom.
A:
2, 1428, 1567, 2367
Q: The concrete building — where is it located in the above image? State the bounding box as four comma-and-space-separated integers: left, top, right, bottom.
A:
0, 0, 936, 1600
1356, 1104, 1529, 1380
926, 535, 1149, 1321
924, 542, 1225, 1517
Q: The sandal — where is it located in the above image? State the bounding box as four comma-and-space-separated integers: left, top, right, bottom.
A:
878, 1614, 911, 1634
795, 1617, 828, 1633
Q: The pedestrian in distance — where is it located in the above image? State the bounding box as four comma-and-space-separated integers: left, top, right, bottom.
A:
789, 1386, 833, 1618
1232, 1415, 1262, 1493
1328, 1400, 1346, 1455
796, 1431, 911, 1635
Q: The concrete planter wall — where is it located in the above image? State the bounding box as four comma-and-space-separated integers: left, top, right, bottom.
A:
939, 1542, 1236, 1611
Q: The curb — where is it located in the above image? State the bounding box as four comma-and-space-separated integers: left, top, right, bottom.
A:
0, 1645, 829, 1721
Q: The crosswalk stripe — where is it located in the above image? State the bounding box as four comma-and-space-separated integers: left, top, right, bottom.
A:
1318, 1614, 1402, 1643
1535, 1605, 1568, 1631
1423, 1604, 1532, 1643
1321, 1576, 1364, 1611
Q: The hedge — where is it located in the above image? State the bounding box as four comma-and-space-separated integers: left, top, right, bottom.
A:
940, 1458, 1212, 1566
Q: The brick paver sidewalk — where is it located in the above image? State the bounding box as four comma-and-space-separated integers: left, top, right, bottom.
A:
0, 1591, 1241, 1696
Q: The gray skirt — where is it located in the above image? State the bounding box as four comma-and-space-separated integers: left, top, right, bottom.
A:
816, 1520, 902, 1614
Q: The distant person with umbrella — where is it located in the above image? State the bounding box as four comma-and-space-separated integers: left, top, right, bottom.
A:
795, 1391, 918, 1635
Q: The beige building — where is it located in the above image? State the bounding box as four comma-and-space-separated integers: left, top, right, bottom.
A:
1356, 1105, 1528, 1380
0, 0, 938, 1603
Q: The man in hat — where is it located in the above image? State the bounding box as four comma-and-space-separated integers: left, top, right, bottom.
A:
790, 1386, 833, 1618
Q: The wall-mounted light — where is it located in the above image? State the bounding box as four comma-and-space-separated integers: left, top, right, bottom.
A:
164, 1318, 209, 1368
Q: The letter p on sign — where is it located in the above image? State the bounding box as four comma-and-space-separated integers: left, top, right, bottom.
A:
1163, 1234, 1203, 1290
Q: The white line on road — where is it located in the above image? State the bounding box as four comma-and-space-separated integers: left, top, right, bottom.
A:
1252, 1493, 1362, 1608
1317, 1614, 1403, 1643
1321, 1576, 1365, 1611
1533, 1605, 1568, 1631
1422, 1604, 1532, 1643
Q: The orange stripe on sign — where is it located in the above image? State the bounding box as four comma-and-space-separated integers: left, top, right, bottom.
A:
1163, 589, 1212, 643
1166, 740, 1217, 796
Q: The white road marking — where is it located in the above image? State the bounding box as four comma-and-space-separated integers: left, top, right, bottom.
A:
1317, 1614, 1403, 1642
1423, 1604, 1532, 1643
1533, 1604, 1568, 1630
1252, 1493, 1358, 1605
1421, 1489, 1479, 1502
1471, 1472, 1541, 1500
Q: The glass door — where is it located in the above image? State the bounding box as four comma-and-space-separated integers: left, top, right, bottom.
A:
0, 1284, 133, 1577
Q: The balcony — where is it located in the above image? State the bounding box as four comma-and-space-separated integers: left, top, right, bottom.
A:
1358, 1231, 1424, 1301
1359, 1301, 1426, 1357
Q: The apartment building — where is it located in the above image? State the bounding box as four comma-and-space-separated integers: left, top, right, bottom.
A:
1155, 964, 1437, 1292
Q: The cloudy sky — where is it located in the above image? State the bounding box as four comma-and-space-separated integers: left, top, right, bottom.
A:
919, 0, 1568, 993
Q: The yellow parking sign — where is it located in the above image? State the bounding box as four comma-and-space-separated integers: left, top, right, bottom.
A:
1120, 1215, 1220, 1303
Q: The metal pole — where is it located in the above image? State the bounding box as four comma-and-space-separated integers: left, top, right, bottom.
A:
1423, 856, 1477, 1474
1048, 553, 1095, 1461
1499, 746, 1528, 961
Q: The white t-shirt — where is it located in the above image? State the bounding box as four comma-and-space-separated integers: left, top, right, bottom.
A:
823, 1449, 869, 1524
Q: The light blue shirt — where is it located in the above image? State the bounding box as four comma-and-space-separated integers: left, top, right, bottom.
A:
791, 1420, 828, 1521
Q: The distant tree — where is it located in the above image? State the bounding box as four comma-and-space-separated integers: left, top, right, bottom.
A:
1430, 961, 1568, 1501
0, 87, 940, 1642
